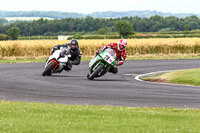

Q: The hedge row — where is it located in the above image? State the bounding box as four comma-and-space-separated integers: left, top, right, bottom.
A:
68, 34, 200, 40
3, 33, 200, 41
18, 36, 58, 40
0, 34, 9, 40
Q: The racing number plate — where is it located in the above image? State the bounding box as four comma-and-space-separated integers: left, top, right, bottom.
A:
103, 52, 114, 64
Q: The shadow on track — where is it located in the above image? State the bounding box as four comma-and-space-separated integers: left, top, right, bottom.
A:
41, 75, 86, 78
89, 79, 129, 82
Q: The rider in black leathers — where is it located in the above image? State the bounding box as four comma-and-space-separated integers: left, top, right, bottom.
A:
51, 39, 82, 71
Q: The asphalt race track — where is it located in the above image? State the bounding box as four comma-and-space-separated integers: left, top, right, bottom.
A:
0, 59, 200, 108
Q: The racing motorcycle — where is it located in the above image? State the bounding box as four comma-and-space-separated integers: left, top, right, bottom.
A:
42, 46, 71, 76
87, 48, 116, 80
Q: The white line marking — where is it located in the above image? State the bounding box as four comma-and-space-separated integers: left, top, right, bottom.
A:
135, 70, 173, 82
134, 69, 200, 88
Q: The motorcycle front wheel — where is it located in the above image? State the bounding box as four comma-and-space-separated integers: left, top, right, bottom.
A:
42, 61, 57, 76
88, 64, 104, 80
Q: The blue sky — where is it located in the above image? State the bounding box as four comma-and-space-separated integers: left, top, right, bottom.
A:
0, 0, 199, 14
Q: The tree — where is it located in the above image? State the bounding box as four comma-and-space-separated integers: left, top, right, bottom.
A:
7, 27, 20, 40
72, 34, 83, 39
184, 24, 190, 32
0, 34, 8, 40
0, 18, 8, 24
114, 20, 134, 37
96, 27, 110, 35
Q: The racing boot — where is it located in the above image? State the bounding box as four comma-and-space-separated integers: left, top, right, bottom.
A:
108, 66, 118, 74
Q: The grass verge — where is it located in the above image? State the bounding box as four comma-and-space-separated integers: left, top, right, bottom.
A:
0, 101, 200, 133
127, 53, 200, 60
0, 56, 92, 63
142, 68, 200, 86
1, 54, 200, 63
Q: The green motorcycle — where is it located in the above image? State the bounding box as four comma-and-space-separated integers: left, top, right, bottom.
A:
87, 48, 116, 80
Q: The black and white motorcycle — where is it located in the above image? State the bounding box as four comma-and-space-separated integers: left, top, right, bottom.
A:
42, 46, 71, 76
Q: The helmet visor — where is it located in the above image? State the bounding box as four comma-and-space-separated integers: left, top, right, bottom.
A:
71, 45, 76, 48
119, 44, 125, 50
71, 45, 77, 50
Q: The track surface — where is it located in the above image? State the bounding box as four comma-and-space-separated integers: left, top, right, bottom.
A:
0, 59, 200, 108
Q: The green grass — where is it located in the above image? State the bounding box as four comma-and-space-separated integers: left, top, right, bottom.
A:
142, 68, 200, 86
0, 58, 46, 63
126, 54, 200, 60
1, 54, 200, 63
126, 56, 200, 60
0, 58, 93, 63
0, 101, 200, 133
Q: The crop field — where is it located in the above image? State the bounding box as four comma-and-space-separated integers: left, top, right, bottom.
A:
0, 38, 200, 58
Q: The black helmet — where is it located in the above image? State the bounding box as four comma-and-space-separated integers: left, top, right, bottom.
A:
70, 39, 78, 50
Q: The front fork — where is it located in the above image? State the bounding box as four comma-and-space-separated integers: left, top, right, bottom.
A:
90, 61, 109, 76
47, 59, 59, 71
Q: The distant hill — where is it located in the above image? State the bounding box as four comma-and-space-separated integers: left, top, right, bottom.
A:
0, 10, 199, 20
0, 10, 84, 19
89, 10, 199, 18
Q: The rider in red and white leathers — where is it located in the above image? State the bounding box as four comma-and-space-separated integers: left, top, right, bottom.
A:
96, 38, 127, 74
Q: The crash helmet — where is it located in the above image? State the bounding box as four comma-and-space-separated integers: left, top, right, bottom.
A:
70, 39, 79, 50
118, 38, 127, 51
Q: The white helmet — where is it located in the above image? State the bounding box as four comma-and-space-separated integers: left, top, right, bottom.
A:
118, 38, 127, 51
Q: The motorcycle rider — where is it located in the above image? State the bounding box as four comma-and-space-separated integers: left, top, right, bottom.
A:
51, 39, 82, 71
95, 38, 127, 74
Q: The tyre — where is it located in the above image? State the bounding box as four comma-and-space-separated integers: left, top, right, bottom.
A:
88, 64, 104, 80
42, 61, 57, 76
87, 73, 90, 79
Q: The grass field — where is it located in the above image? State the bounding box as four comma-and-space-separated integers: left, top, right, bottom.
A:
142, 68, 200, 86
0, 101, 200, 133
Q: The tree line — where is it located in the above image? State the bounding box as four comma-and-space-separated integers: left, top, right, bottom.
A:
0, 15, 200, 37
